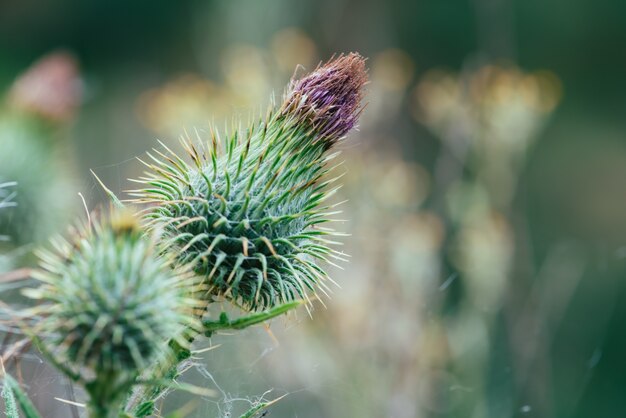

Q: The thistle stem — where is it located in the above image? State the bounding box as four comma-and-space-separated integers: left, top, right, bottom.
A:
86, 371, 128, 418
88, 404, 115, 418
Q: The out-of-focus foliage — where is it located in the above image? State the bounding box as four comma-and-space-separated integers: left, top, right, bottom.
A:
135, 28, 319, 138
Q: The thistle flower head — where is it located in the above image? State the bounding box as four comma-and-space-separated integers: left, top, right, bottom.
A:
281, 53, 367, 147
8, 51, 82, 122
26, 209, 201, 380
130, 53, 368, 311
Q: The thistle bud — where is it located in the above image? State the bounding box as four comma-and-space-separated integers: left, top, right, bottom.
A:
8, 51, 82, 123
130, 53, 367, 311
26, 210, 201, 386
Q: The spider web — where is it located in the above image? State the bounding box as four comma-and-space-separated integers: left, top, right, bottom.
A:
0, 300, 317, 418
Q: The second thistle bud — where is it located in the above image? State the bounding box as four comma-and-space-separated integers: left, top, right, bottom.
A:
26, 210, 201, 404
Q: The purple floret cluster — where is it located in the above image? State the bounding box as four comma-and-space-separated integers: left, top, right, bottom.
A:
282, 53, 367, 148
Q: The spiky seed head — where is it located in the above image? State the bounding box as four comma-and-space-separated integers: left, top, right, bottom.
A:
281, 53, 367, 148
130, 53, 367, 311
26, 209, 201, 380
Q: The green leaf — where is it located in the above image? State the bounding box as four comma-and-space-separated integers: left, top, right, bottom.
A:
239, 394, 287, 418
2, 375, 19, 418
136, 379, 216, 398
203, 301, 302, 337
2, 373, 43, 418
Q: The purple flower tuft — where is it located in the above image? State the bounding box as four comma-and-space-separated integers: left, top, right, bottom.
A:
9, 51, 82, 122
281, 53, 367, 148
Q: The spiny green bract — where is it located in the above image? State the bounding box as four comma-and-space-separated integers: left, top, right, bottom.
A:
0, 182, 16, 238
26, 210, 201, 378
0, 182, 16, 271
130, 117, 343, 311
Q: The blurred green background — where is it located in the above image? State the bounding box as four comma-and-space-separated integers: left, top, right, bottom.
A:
2, 0, 626, 417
